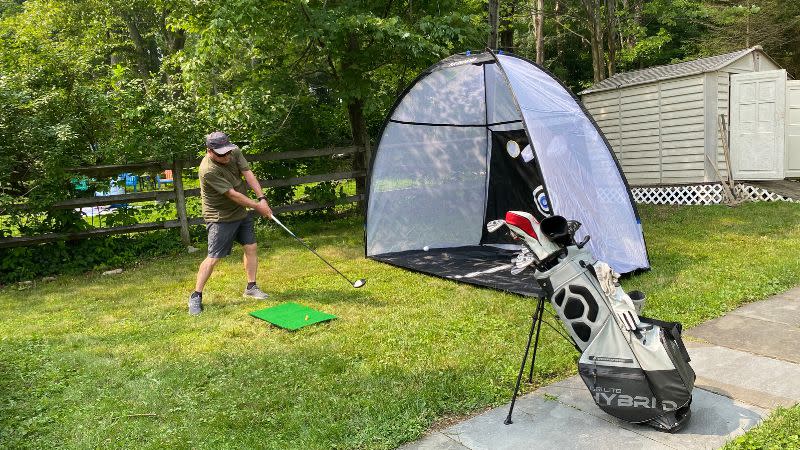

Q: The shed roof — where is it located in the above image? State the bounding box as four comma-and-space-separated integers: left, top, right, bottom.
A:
579, 47, 773, 94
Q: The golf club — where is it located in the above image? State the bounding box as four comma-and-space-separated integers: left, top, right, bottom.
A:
270, 215, 366, 288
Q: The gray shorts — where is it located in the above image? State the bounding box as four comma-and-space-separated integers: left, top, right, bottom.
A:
206, 214, 256, 258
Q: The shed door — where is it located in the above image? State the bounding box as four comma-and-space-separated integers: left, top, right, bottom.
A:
787, 80, 800, 178
730, 70, 786, 180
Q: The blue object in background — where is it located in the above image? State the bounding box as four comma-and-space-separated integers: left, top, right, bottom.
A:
124, 173, 139, 192
156, 170, 173, 189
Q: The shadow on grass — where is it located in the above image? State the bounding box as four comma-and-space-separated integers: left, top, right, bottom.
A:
275, 288, 386, 307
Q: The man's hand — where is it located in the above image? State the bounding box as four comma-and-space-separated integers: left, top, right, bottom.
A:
254, 199, 273, 219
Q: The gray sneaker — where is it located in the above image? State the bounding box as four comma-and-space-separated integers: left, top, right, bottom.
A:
188, 292, 203, 315
243, 285, 269, 299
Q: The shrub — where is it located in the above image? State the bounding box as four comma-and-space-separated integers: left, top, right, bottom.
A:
0, 226, 204, 285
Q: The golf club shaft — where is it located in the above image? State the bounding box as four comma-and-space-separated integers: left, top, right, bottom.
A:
271, 216, 356, 286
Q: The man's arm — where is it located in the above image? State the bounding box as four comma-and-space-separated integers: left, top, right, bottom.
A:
225, 187, 273, 219
240, 169, 273, 218
242, 169, 264, 198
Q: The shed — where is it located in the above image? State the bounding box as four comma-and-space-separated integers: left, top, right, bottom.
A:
580, 47, 799, 186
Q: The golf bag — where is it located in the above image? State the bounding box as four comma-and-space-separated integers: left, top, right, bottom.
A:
489, 211, 695, 433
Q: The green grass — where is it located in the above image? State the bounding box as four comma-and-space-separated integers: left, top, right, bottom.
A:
724, 405, 800, 449
1, 202, 799, 449
623, 203, 800, 326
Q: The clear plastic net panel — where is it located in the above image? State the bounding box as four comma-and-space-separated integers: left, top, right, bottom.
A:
485, 63, 522, 124
391, 64, 486, 125
367, 122, 488, 255
497, 55, 648, 273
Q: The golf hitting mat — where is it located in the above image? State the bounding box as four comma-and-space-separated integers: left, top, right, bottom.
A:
250, 302, 337, 331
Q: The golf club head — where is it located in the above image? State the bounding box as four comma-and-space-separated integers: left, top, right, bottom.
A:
353, 279, 367, 288
486, 219, 507, 233
514, 253, 536, 269
511, 247, 531, 264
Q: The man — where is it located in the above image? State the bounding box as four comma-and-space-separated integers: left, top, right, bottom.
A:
188, 131, 273, 315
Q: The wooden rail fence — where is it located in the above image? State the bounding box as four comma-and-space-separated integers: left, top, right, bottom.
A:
0, 146, 368, 249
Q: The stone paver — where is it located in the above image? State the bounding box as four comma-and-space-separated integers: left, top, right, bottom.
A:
687, 342, 800, 409
727, 286, 800, 327
404, 376, 765, 450
536, 376, 765, 450
401, 286, 800, 450
441, 390, 674, 450
399, 432, 468, 450
687, 314, 800, 364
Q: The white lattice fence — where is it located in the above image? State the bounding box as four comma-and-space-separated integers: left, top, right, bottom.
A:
734, 184, 798, 203
632, 184, 725, 205
631, 183, 798, 205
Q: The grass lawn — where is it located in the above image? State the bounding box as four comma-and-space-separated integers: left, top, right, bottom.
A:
1, 202, 799, 449
724, 405, 800, 449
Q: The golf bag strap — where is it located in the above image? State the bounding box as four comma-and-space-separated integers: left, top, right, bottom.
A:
639, 316, 691, 363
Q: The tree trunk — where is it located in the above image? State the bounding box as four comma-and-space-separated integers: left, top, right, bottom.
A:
745, 11, 751, 47
121, 13, 152, 78
605, 0, 616, 77
554, 0, 563, 63
163, 11, 186, 56
161, 11, 186, 88
621, 0, 642, 50
535, 0, 544, 64
500, 1, 515, 52
488, 0, 500, 49
341, 33, 370, 205
347, 99, 370, 203
582, 0, 606, 82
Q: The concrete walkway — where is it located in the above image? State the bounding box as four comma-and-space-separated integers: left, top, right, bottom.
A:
401, 286, 800, 450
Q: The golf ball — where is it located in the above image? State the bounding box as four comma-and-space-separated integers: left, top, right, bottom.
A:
423, 246, 430, 251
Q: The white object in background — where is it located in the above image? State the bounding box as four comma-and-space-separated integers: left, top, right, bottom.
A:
521, 145, 534, 162
592, 261, 620, 298
506, 140, 521, 158
423, 246, 430, 251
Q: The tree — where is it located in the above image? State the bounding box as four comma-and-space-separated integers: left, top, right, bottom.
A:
0, 0, 204, 233
177, 0, 484, 198
489, 0, 501, 48
581, 0, 607, 82
532, 0, 544, 64
702, 1, 800, 76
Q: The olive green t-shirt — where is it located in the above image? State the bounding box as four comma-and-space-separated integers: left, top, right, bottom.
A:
199, 148, 251, 222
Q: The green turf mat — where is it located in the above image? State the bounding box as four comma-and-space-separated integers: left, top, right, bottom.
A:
250, 302, 337, 331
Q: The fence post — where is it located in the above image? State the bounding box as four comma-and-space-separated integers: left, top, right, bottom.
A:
171, 159, 191, 246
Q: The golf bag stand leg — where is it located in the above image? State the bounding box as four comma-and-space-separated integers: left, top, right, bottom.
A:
504, 296, 546, 425
527, 297, 546, 383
